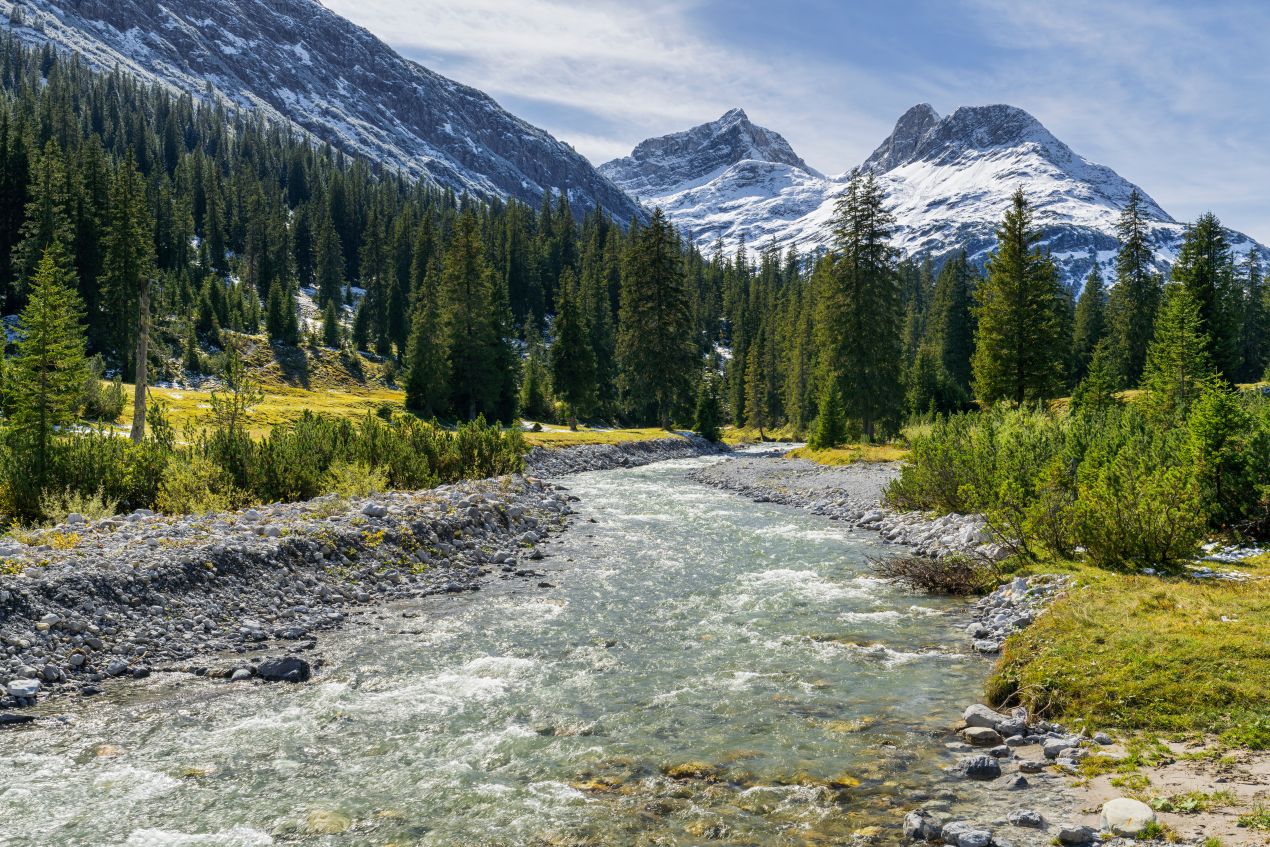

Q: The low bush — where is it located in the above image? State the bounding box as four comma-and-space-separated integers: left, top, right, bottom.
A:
868, 554, 997, 595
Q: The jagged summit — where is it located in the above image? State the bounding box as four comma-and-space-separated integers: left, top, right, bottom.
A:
609, 101, 1265, 286
861, 103, 942, 173
6, 0, 643, 222
600, 108, 816, 197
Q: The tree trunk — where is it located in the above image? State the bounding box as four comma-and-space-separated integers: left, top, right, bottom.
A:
130, 280, 150, 444
569, 409, 578, 432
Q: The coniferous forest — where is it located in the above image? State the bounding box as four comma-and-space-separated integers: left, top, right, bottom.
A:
0, 33, 1267, 536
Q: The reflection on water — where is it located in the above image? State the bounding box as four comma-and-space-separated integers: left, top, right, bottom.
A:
0, 458, 992, 846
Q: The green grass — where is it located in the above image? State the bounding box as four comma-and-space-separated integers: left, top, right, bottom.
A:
783, 443, 909, 465
721, 424, 799, 446
1238, 807, 1270, 830
987, 560, 1270, 743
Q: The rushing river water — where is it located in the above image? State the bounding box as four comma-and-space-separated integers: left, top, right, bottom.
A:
0, 457, 995, 847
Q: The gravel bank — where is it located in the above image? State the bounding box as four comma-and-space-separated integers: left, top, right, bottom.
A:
525, 433, 727, 477
0, 475, 572, 709
692, 453, 1008, 560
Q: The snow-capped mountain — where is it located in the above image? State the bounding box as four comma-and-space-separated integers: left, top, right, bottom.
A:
3, 0, 642, 222
605, 104, 1268, 284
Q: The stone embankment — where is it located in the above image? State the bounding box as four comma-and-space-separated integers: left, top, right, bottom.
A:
525, 433, 726, 477
692, 455, 1008, 560
0, 475, 573, 709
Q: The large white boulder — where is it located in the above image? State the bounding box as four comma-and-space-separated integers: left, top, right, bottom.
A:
1100, 797, 1156, 836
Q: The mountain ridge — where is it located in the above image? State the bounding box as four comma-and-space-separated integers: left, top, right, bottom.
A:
606, 102, 1265, 286
3, 0, 644, 222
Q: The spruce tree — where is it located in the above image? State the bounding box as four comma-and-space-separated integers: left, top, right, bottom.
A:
971, 188, 1067, 406
8, 242, 88, 498
809, 382, 847, 450
403, 264, 450, 419
440, 210, 499, 420
693, 369, 723, 442
519, 322, 552, 422
101, 154, 156, 442
815, 170, 902, 440
550, 269, 596, 430
617, 209, 696, 428
1141, 283, 1214, 422
743, 334, 768, 439
12, 139, 73, 300
1071, 262, 1108, 380
1238, 249, 1267, 382
314, 208, 345, 308
1105, 189, 1162, 386
321, 299, 342, 348
1171, 212, 1240, 380
1070, 339, 1121, 413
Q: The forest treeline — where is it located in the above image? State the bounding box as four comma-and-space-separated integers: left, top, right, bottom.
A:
0, 31, 1267, 525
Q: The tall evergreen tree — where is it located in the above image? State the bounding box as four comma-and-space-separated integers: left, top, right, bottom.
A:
8, 242, 88, 496
617, 209, 696, 428
440, 210, 500, 420
1141, 283, 1214, 422
1171, 212, 1240, 380
550, 269, 596, 430
1105, 189, 1162, 386
971, 188, 1067, 406
100, 154, 156, 442
1237, 249, 1267, 382
1071, 261, 1108, 380
403, 264, 450, 419
814, 170, 902, 440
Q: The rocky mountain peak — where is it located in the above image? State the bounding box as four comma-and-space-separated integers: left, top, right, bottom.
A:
600, 108, 815, 197
862, 103, 941, 173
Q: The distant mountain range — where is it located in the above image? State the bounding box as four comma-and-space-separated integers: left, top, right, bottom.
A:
4, 0, 1264, 285
3, 0, 643, 222
601, 105, 1269, 286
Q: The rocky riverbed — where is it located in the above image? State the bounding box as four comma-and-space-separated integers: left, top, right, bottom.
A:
0, 475, 574, 709
692, 454, 1010, 561
525, 432, 726, 476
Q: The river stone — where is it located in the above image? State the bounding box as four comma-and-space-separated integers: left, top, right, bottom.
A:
361, 502, 388, 518
963, 704, 1004, 730
6, 679, 39, 698
941, 821, 992, 847
0, 713, 36, 725
1017, 760, 1046, 774
956, 755, 1001, 780
257, 656, 311, 683
963, 726, 1004, 746
1008, 810, 1044, 828
1004, 775, 1030, 790
1100, 798, 1155, 836
904, 810, 942, 841
1057, 825, 1097, 845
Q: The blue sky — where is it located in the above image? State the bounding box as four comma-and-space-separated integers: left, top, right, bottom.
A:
321, 0, 1270, 243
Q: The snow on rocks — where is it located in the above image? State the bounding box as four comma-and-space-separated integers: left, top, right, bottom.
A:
0, 474, 569, 707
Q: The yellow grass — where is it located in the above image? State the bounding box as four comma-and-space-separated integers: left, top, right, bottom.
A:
721, 424, 799, 446
522, 426, 677, 448
783, 443, 909, 465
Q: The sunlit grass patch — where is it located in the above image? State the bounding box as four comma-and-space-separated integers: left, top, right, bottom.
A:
784, 443, 909, 465
522, 426, 677, 448
987, 562, 1270, 743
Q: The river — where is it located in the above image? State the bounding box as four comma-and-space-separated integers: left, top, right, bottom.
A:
0, 457, 998, 846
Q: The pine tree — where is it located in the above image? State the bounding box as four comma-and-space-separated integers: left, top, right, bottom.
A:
519, 321, 552, 422
617, 209, 696, 428
1070, 339, 1121, 413
693, 368, 723, 442
550, 269, 596, 430
1071, 262, 1108, 380
809, 382, 847, 450
403, 264, 450, 419
12, 139, 73, 301
1141, 283, 1214, 422
815, 170, 902, 440
101, 154, 156, 442
971, 188, 1067, 406
1171, 212, 1240, 380
8, 242, 88, 498
321, 299, 342, 348
743, 334, 768, 439
313, 207, 344, 307
1105, 189, 1162, 386
440, 210, 500, 420
1237, 249, 1267, 382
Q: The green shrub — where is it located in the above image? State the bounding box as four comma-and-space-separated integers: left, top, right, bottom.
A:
322, 460, 388, 498
155, 455, 245, 515
1073, 427, 1203, 572
1189, 386, 1270, 536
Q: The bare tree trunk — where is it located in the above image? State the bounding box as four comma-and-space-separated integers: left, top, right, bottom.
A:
130, 280, 150, 444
